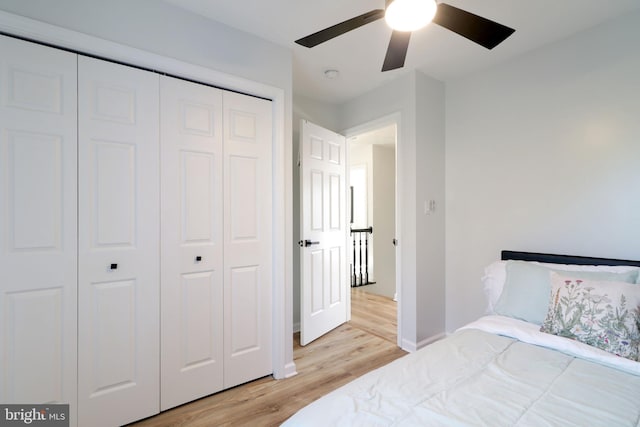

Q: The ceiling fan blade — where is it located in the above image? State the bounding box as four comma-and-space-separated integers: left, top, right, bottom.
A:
295, 9, 385, 48
433, 3, 515, 50
381, 30, 411, 72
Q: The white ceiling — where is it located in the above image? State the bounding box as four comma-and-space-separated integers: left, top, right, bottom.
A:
163, 0, 640, 104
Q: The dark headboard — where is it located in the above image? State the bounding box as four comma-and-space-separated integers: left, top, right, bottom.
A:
501, 250, 640, 267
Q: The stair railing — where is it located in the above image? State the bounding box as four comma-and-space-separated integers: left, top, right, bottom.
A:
350, 226, 375, 287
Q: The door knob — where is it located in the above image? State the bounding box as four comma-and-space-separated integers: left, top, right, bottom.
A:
298, 239, 320, 247
195, 256, 202, 262
110, 263, 118, 270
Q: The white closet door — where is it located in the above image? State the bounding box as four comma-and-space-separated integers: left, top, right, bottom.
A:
77, 56, 159, 427
223, 91, 273, 388
160, 76, 224, 410
0, 35, 78, 420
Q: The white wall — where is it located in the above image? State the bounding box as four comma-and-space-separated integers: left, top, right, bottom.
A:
415, 72, 446, 344
445, 11, 640, 331
371, 145, 396, 299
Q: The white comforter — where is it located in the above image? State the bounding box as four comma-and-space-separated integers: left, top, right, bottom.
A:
282, 316, 640, 426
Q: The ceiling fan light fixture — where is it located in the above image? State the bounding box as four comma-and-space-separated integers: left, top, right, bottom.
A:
385, 0, 437, 32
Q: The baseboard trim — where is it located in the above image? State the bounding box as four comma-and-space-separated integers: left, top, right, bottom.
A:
417, 332, 447, 350
401, 332, 447, 352
282, 362, 298, 378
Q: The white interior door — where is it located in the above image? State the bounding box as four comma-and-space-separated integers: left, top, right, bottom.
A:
223, 91, 273, 388
77, 56, 160, 427
300, 120, 348, 346
160, 75, 224, 410
0, 35, 78, 422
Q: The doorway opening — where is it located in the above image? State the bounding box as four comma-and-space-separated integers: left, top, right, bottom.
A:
346, 121, 398, 343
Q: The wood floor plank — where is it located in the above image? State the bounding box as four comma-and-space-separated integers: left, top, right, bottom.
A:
350, 287, 398, 343
129, 289, 405, 427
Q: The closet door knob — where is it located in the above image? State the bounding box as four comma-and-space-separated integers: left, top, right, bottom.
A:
110, 263, 118, 270
195, 256, 202, 262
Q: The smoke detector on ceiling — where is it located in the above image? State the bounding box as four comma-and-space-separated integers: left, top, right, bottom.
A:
324, 69, 340, 79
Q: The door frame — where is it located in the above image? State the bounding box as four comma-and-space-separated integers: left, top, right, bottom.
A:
343, 112, 402, 348
0, 10, 295, 379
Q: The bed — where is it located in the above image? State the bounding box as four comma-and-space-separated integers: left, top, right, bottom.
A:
282, 251, 640, 426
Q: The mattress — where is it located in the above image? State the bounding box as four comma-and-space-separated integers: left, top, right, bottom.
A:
282, 316, 640, 426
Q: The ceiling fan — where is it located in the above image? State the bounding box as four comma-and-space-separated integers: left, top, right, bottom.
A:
294, 0, 515, 72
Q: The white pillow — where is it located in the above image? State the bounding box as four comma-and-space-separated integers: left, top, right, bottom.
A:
482, 261, 507, 313
482, 260, 640, 315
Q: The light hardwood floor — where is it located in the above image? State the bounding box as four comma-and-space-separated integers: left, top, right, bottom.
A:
129, 288, 405, 427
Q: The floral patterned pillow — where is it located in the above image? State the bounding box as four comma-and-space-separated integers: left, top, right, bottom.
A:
540, 272, 640, 362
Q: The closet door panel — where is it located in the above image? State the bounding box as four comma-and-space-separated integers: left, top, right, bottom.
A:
91, 141, 136, 245
223, 91, 273, 388
160, 76, 224, 410
0, 35, 77, 421
78, 56, 159, 427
